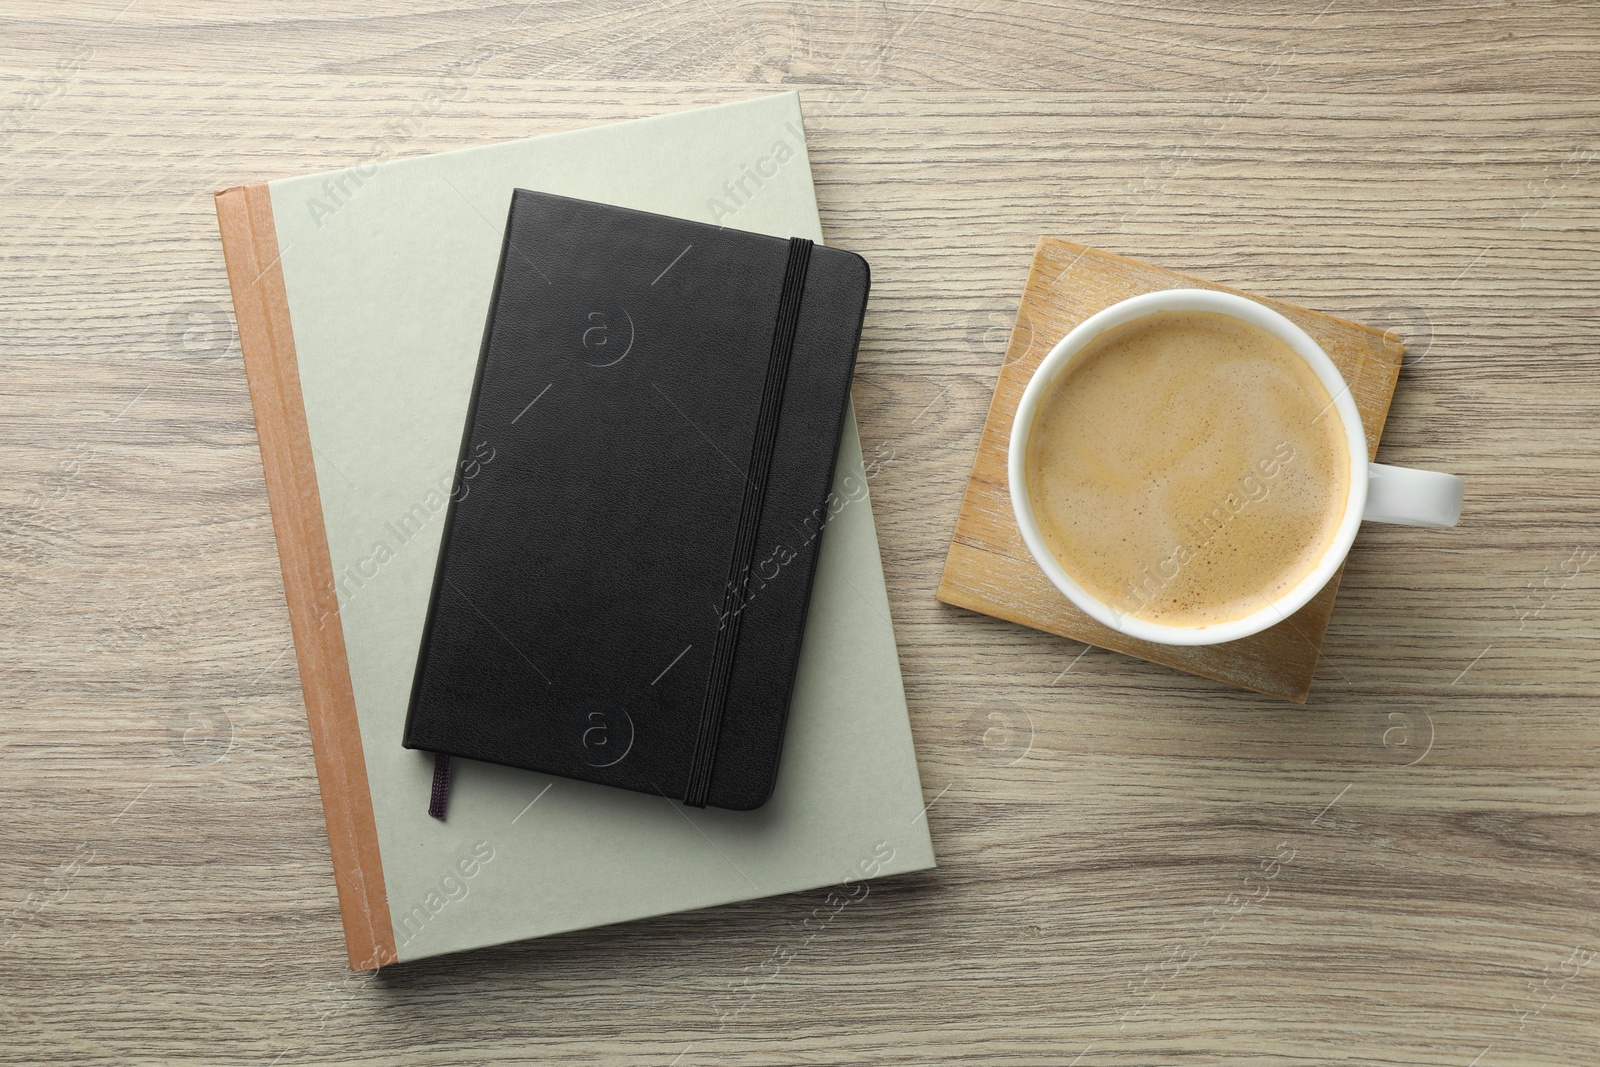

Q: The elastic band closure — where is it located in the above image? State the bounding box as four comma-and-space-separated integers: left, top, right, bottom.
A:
683, 236, 813, 807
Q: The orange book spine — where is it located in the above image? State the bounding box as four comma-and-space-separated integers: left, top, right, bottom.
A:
214, 183, 396, 970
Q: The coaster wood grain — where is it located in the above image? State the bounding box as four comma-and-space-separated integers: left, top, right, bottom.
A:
936, 238, 1405, 702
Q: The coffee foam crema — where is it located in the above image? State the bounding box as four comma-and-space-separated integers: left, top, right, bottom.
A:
1025, 310, 1351, 629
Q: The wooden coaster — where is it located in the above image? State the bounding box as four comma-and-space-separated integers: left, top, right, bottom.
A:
936, 239, 1405, 702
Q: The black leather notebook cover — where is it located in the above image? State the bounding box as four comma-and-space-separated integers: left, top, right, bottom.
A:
403, 190, 871, 810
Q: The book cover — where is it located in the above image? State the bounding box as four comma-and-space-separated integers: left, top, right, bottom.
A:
215, 93, 934, 968
405, 191, 872, 811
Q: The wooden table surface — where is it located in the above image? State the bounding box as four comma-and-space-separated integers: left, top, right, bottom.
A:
4, 3, 1598, 1064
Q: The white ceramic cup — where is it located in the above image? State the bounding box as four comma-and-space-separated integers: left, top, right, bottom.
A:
1009, 289, 1463, 646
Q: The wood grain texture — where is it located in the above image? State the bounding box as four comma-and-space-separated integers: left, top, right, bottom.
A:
2, 2, 1599, 1065
937, 238, 1405, 702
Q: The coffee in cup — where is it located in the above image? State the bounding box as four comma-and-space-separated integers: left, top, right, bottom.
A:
1008, 289, 1463, 646
1024, 309, 1350, 628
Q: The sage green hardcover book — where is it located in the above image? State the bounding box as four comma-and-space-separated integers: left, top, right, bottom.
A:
215, 92, 934, 967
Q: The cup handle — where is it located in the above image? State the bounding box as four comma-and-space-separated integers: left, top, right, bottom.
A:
1363, 463, 1463, 528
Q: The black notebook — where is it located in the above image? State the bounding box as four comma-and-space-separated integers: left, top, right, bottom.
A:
403, 189, 871, 811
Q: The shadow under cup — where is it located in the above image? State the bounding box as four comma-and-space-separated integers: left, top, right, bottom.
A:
1008, 289, 1372, 648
